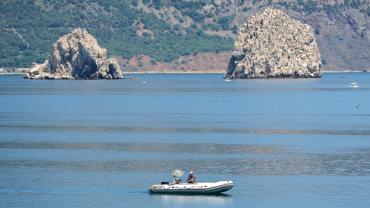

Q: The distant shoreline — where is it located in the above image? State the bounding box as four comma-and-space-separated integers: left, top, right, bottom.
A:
323, 70, 366, 73
125, 70, 367, 74
0, 68, 368, 75
124, 71, 224, 74
0, 73, 25, 75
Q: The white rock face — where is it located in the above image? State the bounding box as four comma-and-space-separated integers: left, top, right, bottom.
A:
225, 9, 321, 79
25, 28, 123, 79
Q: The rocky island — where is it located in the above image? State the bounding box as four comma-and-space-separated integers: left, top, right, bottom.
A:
25, 28, 123, 80
225, 9, 321, 79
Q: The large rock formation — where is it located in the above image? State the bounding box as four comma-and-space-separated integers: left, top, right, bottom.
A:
225, 9, 321, 79
25, 28, 123, 79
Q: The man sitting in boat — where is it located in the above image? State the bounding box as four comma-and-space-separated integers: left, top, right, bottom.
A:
186, 171, 196, 184
173, 176, 181, 184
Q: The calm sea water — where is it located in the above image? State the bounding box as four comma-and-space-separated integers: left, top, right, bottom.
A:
0, 73, 370, 208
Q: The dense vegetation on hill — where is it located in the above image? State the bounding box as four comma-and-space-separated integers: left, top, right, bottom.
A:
1, 0, 370, 70
0, 0, 232, 67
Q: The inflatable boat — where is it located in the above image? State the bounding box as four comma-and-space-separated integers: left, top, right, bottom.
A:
149, 180, 234, 195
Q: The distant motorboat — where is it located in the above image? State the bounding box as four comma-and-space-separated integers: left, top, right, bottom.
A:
347, 82, 359, 89
224, 78, 232, 82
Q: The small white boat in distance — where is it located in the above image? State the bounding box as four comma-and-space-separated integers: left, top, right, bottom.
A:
347, 82, 359, 89
149, 180, 234, 195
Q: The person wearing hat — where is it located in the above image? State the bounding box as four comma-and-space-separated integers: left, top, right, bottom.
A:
186, 171, 196, 184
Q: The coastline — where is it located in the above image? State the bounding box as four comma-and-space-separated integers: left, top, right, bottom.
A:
124, 71, 225, 74
0, 73, 25, 75
0, 68, 367, 75
0, 68, 28, 75
322, 70, 367, 73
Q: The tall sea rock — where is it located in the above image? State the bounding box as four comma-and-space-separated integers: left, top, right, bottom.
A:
225, 9, 321, 79
25, 28, 124, 79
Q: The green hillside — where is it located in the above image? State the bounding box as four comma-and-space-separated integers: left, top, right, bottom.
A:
0, 0, 232, 67
2, 0, 370, 70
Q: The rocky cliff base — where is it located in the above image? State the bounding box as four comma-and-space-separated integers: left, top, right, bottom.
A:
25, 28, 123, 80
225, 9, 321, 79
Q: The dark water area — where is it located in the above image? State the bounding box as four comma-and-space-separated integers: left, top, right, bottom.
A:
0, 73, 370, 208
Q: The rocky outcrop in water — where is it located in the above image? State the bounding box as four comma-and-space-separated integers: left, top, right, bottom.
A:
225, 9, 321, 79
25, 28, 123, 79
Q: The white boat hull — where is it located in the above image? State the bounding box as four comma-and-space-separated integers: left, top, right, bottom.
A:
149, 181, 233, 195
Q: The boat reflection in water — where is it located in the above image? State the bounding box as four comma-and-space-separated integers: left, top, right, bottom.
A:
153, 193, 233, 206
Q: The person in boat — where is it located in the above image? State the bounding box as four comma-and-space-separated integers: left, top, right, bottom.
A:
186, 171, 196, 184
173, 176, 181, 184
